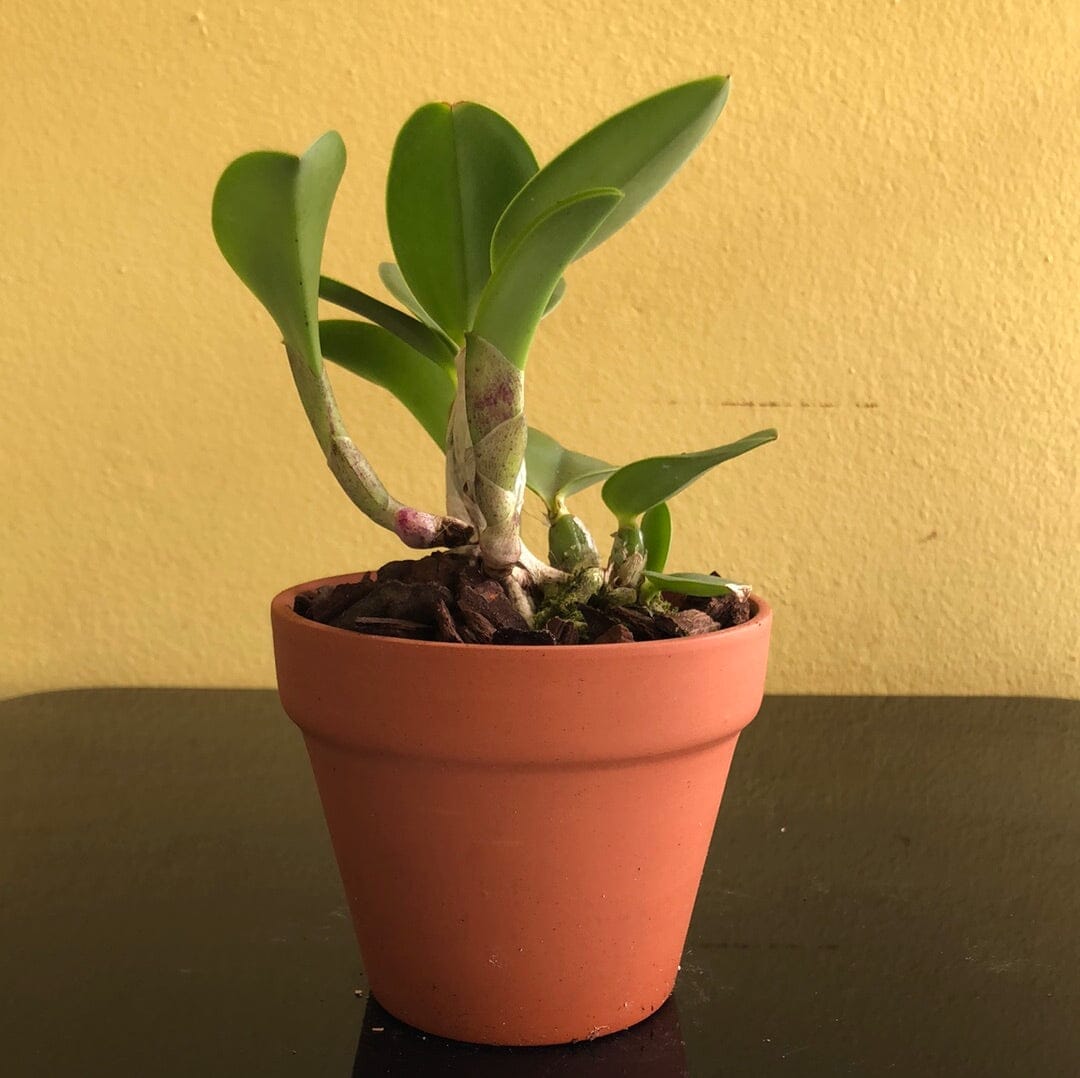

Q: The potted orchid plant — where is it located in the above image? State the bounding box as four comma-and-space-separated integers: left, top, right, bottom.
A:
213, 74, 774, 1046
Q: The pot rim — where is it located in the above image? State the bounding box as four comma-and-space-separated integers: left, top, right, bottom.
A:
271, 571, 771, 654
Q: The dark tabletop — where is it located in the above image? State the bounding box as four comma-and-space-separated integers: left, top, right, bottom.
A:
1, 690, 1077, 1077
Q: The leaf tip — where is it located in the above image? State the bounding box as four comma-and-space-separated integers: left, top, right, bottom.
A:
306, 129, 347, 162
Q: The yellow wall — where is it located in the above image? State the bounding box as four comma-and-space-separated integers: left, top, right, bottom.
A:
1, 1, 1077, 700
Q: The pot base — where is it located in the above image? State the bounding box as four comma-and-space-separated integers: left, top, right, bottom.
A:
369, 984, 675, 1047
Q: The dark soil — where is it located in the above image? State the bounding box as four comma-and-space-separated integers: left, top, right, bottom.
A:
295, 553, 752, 646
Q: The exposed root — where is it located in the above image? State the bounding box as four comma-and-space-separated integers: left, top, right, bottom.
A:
517, 544, 570, 587
502, 572, 536, 623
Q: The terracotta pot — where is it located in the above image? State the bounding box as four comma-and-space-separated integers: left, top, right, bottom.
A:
272, 574, 772, 1046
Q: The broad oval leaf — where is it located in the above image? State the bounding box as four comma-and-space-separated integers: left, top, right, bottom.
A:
644, 571, 750, 601
641, 502, 672, 573
319, 320, 455, 448
473, 188, 622, 370
524, 427, 615, 509
491, 77, 729, 266
319, 275, 456, 371
602, 429, 777, 522
212, 131, 345, 375
387, 102, 537, 343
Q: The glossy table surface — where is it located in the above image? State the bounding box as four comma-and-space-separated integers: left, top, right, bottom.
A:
2, 690, 1078, 1076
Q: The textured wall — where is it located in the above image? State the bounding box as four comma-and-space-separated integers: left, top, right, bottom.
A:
1, 1, 1076, 699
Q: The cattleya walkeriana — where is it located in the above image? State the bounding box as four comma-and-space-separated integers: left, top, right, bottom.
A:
212, 76, 775, 623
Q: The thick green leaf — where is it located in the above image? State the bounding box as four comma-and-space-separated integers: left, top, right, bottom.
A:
473, 189, 622, 370
319, 274, 455, 371
543, 277, 567, 318
387, 102, 537, 343
319, 320, 454, 448
644, 571, 750, 600
212, 131, 345, 375
377, 261, 456, 345
524, 427, 615, 508
491, 77, 729, 266
602, 429, 777, 522
641, 502, 672, 573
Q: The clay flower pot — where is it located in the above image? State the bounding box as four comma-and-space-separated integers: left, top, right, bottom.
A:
272, 574, 772, 1046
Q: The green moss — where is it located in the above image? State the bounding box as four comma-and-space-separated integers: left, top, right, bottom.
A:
534, 567, 604, 628
643, 592, 678, 615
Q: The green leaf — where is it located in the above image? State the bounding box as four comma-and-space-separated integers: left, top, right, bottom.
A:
387, 102, 538, 343
473, 189, 622, 370
378, 261, 456, 345
319, 320, 454, 448
319, 274, 456, 371
641, 503, 672, 573
644, 571, 750, 600
212, 131, 345, 375
491, 76, 729, 266
524, 427, 615, 509
543, 277, 567, 318
601, 429, 777, 522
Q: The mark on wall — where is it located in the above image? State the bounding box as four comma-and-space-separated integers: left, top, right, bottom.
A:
716, 400, 881, 409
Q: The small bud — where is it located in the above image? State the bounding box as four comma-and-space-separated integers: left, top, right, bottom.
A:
395, 507, 474, 549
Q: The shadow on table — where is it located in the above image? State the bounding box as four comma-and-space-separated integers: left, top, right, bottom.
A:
351, 994, 688, 1076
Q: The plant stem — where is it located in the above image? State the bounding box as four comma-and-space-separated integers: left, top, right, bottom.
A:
608, 522, 646, 589
446, 335, 527, 575
287, 347, 473, 549
547, 510, 601, 572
